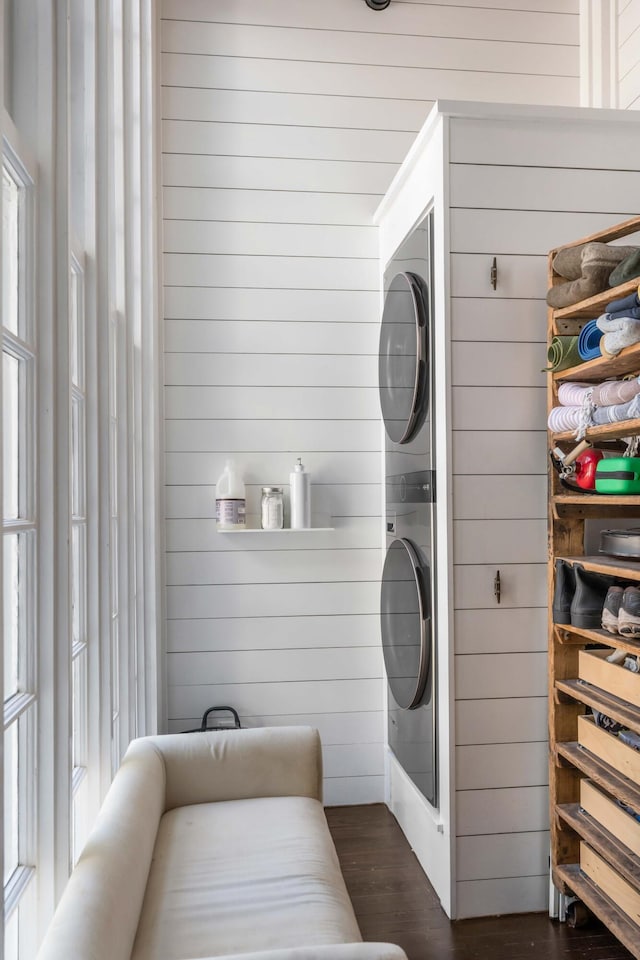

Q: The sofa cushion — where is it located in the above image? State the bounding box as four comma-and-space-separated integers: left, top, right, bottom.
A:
131, 796, 362, 960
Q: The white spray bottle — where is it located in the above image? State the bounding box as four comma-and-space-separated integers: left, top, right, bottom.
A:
290, 457, 310, 529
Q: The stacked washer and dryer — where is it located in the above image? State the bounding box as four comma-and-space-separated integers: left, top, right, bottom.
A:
378, 211, 437, 808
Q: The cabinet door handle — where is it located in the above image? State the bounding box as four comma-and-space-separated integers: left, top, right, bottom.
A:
494, 569, 501, 604
490, 256, 498, 290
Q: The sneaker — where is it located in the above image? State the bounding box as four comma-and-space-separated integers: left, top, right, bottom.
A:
602, 585, 624, 634
618, 586, 640, 637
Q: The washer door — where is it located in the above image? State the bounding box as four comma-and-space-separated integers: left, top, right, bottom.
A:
378, 271, 429, 445
380, 537, 431, 710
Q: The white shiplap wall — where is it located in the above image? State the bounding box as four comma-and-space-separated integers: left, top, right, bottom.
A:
160, 0, 579, 806
449, 110, 640, 917
619, 0, 640, 107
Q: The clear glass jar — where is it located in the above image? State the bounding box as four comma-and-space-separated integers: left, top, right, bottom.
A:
261, 486, 284, 530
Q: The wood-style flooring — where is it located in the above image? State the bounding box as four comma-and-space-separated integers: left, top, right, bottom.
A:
326, 803, 633, 960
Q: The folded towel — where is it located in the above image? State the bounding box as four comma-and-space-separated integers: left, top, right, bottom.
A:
592, 393, 640, 425
557, 382, 592, 406
548, 243, 639, 309
578, 319, 602, 360
607, 291, 640, 314
544, 336, 581, 372
547, 405, 583, 433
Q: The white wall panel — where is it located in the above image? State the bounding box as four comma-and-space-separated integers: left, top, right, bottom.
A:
166, 615, 380, 653
164, 287, 379, 323
456, 876, 548, 920
456, 785, 550, 836
451, 341, 546, 387
164, 221, 379, 259
453, 519, 546, 565
454, 563, 546, 610
455, 697, 548, 745
456, 831, 549, 882
165, 484, 382, 520
164, 320, 380, 356
164, 353, 378, 388
454, 608, 547, 654
160, 0, 580, 816
453, 475, 545, 520
456, 652, 547, 700
455, 742, 548, 790
452, 431, 547, 475
450, 298, 545, 343
452, 386, 546, 431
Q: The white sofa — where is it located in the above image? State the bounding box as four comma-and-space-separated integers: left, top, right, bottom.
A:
37, 726, 408, 960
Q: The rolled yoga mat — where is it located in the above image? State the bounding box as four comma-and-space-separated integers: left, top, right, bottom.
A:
544, 336, 581, 372
578, 319, 603, 360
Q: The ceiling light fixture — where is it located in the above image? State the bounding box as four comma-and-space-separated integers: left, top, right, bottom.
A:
365, 0, 391, 9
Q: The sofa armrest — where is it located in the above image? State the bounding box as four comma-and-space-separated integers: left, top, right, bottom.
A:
150, 725, 323, 810
185, 945, 409, 960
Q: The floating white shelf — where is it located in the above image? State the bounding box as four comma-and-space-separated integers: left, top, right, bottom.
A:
217, 526, 334, 534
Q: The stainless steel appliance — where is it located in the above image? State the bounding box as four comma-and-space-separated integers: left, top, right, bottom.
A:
379, 210, 437, 806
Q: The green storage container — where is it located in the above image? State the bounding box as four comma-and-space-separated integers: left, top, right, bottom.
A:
595, 457, 640, 494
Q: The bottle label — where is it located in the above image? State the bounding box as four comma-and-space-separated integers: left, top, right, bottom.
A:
216, 498, 246, 526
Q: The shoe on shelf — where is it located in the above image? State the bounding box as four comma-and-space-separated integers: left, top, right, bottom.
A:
618, 586, 640, 638
570, 565, 616, 630
602, 585, 624, 634
553, 559, 578, 625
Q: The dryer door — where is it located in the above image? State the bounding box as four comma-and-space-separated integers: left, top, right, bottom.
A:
380, 537, 431, 710
378, 271, 429, 445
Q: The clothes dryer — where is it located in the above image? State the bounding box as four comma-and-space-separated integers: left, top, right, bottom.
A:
379, 211, 437, 806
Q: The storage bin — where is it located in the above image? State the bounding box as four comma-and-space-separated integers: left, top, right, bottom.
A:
579, 649, 640, 710
580, 779, 640, 858
578, 714, 640, 787
580, 841, 640, 925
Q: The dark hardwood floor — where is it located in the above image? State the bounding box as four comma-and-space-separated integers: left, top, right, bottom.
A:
326, 804, 633, 960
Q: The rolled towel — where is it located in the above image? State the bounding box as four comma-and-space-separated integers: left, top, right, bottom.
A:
596, 315, 640, 357
548, 405, 583, 433
557, 377, 640, 407
578, 319, 602, 360
603, 307, 640, 321
544, 336, 581, 372
592, 392, 640, 425
557, 381, 593, 406
607, 291, 640, 314
594, 376, 640, 406
610, 250, 640, 287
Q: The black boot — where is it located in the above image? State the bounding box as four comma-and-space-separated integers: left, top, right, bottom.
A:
570, 564, 616, 629
552, 559, 577, 625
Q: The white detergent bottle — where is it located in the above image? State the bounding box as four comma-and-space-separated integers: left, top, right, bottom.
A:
290, 457, 311, 529
216, 459, 246, 530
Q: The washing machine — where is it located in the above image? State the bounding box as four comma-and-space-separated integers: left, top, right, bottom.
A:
379, 210, 437, 807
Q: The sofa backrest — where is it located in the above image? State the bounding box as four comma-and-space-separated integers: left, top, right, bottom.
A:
151, 726, 323, 811
36, 738, 166, 960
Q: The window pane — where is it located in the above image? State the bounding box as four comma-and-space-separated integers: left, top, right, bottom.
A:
72, 650, 87, 769
71, 396, 85, 519
4, 722, 19, 884
2, 166, 19, 337
71, 524, 86, 647
3, 350, 19, 521
3, 533, 20, 701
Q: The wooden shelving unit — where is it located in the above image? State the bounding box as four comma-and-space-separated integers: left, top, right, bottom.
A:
548, 216, 640, 958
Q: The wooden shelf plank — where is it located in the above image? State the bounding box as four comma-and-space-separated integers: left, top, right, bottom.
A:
556, 678, 640, 735
559, 555, 640, 580
556, 624, 640, 657
557, 741, 640, 812
552, 275, 640, 323
551, 417, 640, 443
554, 343, 640, 383
553, 494, 640, 507
557, 803, 640, 891
555, 862, 640, 960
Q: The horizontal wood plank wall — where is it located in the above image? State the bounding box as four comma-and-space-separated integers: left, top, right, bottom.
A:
618, 0, 640, 108
449, 113, 637, 918
160, 0, 579, 806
